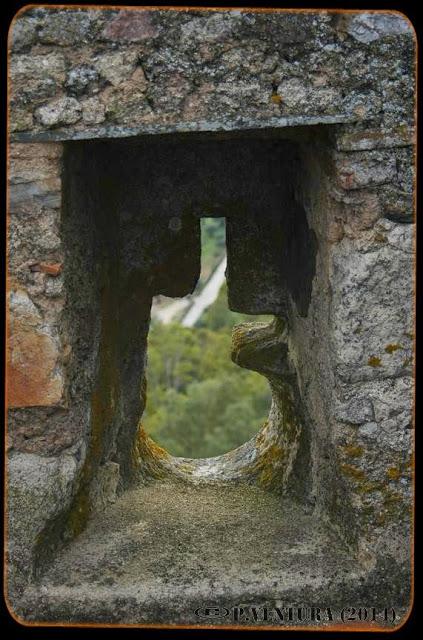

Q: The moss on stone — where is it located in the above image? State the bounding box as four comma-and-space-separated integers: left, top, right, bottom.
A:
385, 343, 403, 354
340, 463, 366, 480
374, 232, 387, 243
132, 423, 171, 481
386, 467, 401, 480
53, 263, 121, 545
255, 443, 287, 490
342, 445, 364, 458
355, 481, 383, 494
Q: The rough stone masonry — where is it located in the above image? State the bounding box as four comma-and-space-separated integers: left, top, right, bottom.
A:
6, 7, 415, 624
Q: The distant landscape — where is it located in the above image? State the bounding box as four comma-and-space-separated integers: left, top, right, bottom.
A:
144, 218, 272, 458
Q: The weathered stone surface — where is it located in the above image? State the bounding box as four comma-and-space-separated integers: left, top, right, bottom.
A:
34, 8, 106, 47
12, 482, 410, 627
8, 8, 416, 140
335, 151, 397, 190
8, 12, 38, 51
9, 142, 62, 184
90, 462, 120, 511
336, 397, 375, 425
93, 50, 138, 87
7, 288, 64, 408
335, 126, 415, 151
278, 78, 340, 114
81, 98, 106, 125
35, 97, 82, 127
331, 220, 413, 384
101, 10, 158, 41
9, 53, 66, 106
65, 65, 99, 96
343, 12, 414, 44
380, 187, 414, 223
9, 108, 33, 133
100, 67, 149, 124
6, 451, 80, 591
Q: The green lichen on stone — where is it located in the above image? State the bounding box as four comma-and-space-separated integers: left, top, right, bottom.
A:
368, 355, 382, 367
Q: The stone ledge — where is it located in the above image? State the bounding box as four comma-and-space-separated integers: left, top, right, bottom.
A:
10, 114, 358, 143
11, 481, 410, 627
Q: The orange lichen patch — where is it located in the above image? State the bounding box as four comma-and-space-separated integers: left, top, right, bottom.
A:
384, 343, 402, 354
270, 93, 282, 104
368, 356, 382, 367
132, 423, 170, 480
404, 458, 413, 470
29, 262, 63, 276
386, 467, 401, 480
140, 428, 170, 461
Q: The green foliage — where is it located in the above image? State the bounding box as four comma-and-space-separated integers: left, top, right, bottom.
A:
144, 321, 271, 458
197, 281, 272, 331
144, 217, 272, 458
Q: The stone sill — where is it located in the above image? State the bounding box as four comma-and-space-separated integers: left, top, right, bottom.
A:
10, 480, 410, 628
10, 114, 358, 143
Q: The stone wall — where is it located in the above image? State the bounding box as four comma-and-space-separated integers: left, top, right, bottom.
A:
286, 130, 414, 579
7, 7, 415, 609
9, 9, 415, 139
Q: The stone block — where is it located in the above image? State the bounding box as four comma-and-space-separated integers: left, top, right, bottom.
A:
101, 10, 159, 41
36, 9, 104, 46
335, 151, 397, 190
344, 12, 414, 44
336, 397, 375, 425
9, 142, 62, 184
335, 126, 415, 151
81, 98, 106, 125
7, 288, 64, 408
330, 221, 413, 383
6, 451, 79, 589
35, 98, 82, 127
